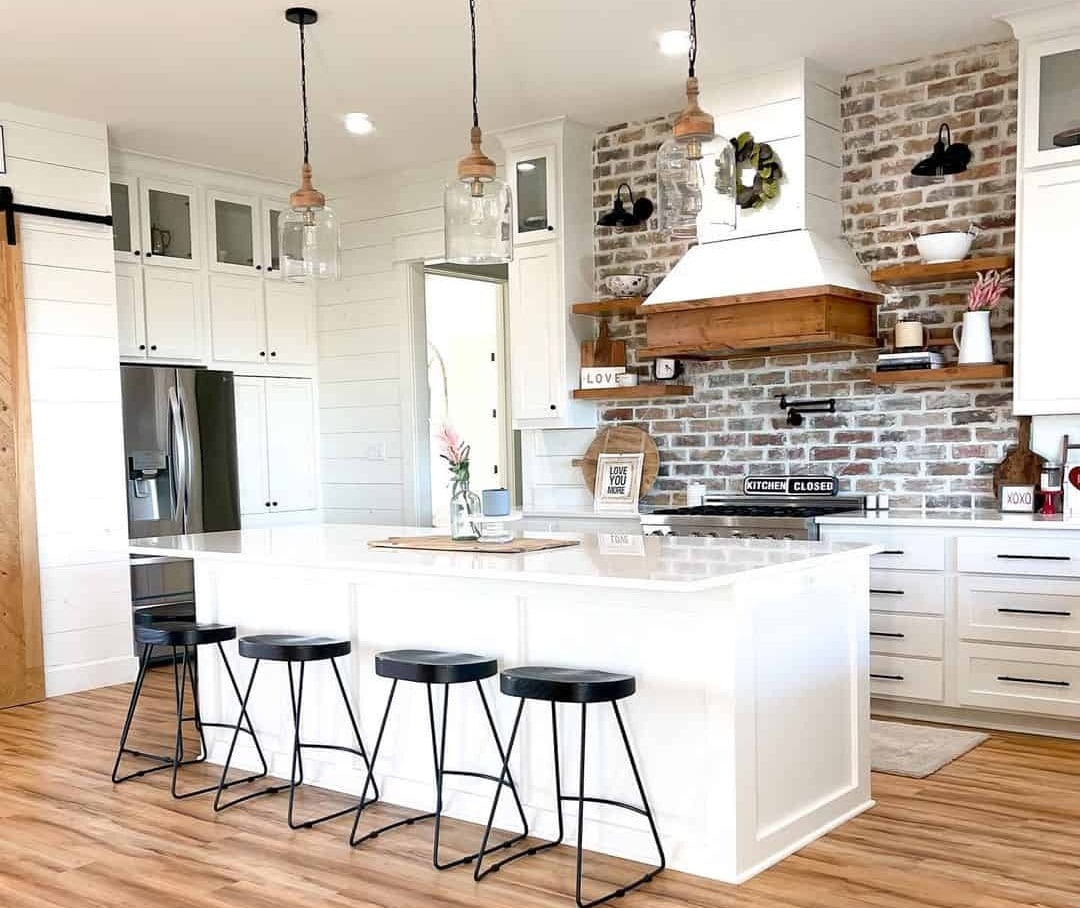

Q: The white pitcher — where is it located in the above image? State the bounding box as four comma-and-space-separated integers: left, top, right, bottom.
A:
953, 310, 994, 364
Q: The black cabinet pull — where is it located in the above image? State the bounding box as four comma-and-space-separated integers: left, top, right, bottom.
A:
870, 631, 905, 638
264, 501, 271, 507
259, 351, 266, 357
271, 501, 278, 507
997, 607, 1072, 617
997, 675, 1070, 688
150, 344, 157, 351
880, 549, 905, 556
996, 554, 1071, 562
270, 351, 277, 357
256, 265, 262, 270
871, 673, 905, 681
145, 252, 152, 258
138, 344, 146, 351
546, 225, 555, 231
133, 250, 141, 256
870, 588, 905, 596
549, 404, 557, 411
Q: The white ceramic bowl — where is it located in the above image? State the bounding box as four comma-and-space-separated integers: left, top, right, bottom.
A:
605, 274, 647, 297
914, 231, 973, 263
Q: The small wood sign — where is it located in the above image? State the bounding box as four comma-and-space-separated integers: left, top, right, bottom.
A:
1000, 484, 1035, 513
594, 453, 644, 514
744, 475, 838, 496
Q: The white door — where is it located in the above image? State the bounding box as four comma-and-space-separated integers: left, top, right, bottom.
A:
110, 177, 142, 264
265, 377, 318, 512
139, 177, 199, 269
508, 242, 563, 422
1015, 163, 1080, 414
207, 190, 261, 276
260, 197, 288, 279
142, 267, 202, 361
115, 262, 146, 358
264, 280, 316, 365
508, 142, 560, 245
233, 376, 271, 515
210, 273, 266, 363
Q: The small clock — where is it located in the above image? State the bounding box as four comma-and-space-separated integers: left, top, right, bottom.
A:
653, 358, 679, 381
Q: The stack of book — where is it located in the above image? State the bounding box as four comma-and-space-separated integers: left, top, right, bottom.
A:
876, 348, 946, 373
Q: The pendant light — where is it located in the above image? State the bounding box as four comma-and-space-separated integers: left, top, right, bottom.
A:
444, 0, 513, 264
279, 7, 340, 281
911, 123, 972, 182
657, 0, 736, 239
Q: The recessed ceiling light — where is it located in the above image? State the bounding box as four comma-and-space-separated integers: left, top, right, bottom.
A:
516, 161, 536, 172
344, 112, 375, 136
658, 29, 690, 56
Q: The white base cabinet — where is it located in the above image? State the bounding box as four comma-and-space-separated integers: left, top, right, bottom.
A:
234, 376, 318, 519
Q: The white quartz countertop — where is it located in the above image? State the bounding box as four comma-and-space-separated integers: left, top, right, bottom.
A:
129, 524, 879, 593
817, 509, 1080, 530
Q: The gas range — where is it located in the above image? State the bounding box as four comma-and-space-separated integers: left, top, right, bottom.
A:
640, 494, 865, 540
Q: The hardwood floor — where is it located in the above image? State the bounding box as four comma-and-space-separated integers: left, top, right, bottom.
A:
1, 669, 1079, 907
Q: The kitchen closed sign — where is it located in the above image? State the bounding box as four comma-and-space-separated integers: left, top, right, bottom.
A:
744, 475, 838, 496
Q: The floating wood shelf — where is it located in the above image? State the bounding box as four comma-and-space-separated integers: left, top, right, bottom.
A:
870, 255, 1013, 287
870, 364, 1012, 385
572, 383, 693, 400
571, 297, 644, 316
638, 335, 881, 361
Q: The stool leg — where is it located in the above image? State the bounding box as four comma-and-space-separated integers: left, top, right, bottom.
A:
350, 679, 409, 846
429, 683, 449, 867
611, 701, 666, 877
475, 680, 530, 843
286, 661, 306, 828
574, 704, 587, 908
111, 644, 156, 783
329, 656, 379, 802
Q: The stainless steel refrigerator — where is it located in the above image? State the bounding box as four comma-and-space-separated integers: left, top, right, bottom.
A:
122, 365, 240, 651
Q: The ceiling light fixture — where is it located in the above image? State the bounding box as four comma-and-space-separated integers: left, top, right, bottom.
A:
444, 0, 512, 264
911, 122, 972, 182
658, 29, 690, 56
344, 112, 375, 136
516, 161, 536, 172
656, 0, 736, 239
279, 7, 340, 281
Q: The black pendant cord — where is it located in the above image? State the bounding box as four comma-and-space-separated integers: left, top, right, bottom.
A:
469, 0, 480, 129
299, 17, 310, 164
688, 0, 698, 78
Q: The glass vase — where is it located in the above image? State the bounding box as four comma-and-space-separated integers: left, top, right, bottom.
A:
449, 482, 482, 541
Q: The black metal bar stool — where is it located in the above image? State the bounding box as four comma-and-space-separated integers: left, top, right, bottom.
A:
474, 666, 665, 908
349, 649, 529, 870
213, 634, 379, 829
112, 622, 270, 800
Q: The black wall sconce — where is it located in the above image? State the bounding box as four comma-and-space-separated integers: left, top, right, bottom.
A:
597, 182, 654, 227
911, 123, 971, 181
778, 394, 836, 427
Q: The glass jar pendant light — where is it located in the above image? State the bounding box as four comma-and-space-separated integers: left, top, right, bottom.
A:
444, 0, 512, 264
657, 0, 736, 239
279, 7, 340, 281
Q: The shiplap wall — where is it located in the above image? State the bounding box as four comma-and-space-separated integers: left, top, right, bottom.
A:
0, 103, 134, 694
318, 159, 459, 524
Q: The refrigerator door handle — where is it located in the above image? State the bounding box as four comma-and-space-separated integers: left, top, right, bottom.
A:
177, 376, 196, 532
168, 386, 187, 526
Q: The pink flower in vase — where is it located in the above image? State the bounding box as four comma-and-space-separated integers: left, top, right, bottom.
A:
436, 423, 471, 485
966, 269, 1012, 312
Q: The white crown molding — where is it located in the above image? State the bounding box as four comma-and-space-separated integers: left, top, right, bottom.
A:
997, 2, 1080, 39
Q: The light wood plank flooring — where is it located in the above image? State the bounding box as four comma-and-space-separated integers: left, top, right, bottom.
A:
1, 668, 1079, 907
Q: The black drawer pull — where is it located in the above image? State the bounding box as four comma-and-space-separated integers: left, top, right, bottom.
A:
870, 588, 905, 596
871, 673, 905, 681
996, 554, 1071, 562
997, 607, 1073, 617
870, 631, 905, 638
880, 549, 905, 556
996, 675, 1071, 688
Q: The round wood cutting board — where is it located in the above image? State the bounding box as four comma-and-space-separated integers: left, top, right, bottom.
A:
579, 426, 660, 496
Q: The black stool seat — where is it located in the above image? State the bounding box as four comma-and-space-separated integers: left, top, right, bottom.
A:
134, 622, 236, 648
134, 605, 194, 627
238, 634, 351, 662
375, 649, 498, 685
500, 666, 636, 703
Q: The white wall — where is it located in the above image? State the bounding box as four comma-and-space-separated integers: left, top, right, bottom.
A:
1, 103, 134, 695
318, 160, 458, 524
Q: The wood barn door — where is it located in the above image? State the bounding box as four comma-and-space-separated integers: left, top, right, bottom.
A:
0, 220, 44, 707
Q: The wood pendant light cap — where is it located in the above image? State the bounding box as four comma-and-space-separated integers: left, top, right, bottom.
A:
289, 161, 326, 210
456, 125, 497, 183
673, 76, 716, 148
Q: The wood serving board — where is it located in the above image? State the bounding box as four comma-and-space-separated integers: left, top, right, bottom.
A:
577, 425, 660, 494
993, 416, 1044, 495
368, 535, 581, 554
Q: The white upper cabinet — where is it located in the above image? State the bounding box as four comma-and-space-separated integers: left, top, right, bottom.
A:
508, 243, 563, 421
508, 142, 560, 246
208, 190, 261, 275
110, 178, 142, 265
1021, 33, 1080, 169
261, 197, 288, 278
264, 280, 316, 365
210, 273, 266, 363
141, 267, 202, 361
139, 177, 199, 269
1015, 163, 1080, 414
115, 261, 146, 357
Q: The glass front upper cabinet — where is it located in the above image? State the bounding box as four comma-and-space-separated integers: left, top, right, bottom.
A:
1025, 35, 1080, 167
110, 179, 142, 263
208, 192, 259, 274
261, 199, 288, 277
140, 179, 198, 268
510, 143, 559, 244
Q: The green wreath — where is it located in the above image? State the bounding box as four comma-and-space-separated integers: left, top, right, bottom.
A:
731, 132, 783, 210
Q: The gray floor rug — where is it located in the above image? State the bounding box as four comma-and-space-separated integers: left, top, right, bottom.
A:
871, 719, 988, 778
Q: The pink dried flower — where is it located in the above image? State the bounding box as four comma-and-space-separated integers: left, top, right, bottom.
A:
967, 268, 1012, 312
436, 423, 471, 484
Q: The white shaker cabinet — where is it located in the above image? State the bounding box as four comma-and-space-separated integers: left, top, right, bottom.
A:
209, 274, 316, 367
116, 263, 202, 362
115, 262, 146, 357
234, 376, 318, 518
507, 243, 563, 421
264, 280, 316, 365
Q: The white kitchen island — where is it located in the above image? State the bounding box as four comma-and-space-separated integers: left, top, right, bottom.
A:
130, 524, 877, 884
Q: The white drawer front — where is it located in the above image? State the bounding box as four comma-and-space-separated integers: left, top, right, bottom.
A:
957, 642, 1080, 718
957, 535, 1080, 578
870, 613, 943, 658
958, 575, 1080, 647
869, 570, 947, 615
823, 528, 946, 572
870, 654, 943, 702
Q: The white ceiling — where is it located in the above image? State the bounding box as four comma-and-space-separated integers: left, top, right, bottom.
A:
0, 0, 1022, 186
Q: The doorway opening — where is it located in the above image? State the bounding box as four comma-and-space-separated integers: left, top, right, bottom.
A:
422, 265, 515, 528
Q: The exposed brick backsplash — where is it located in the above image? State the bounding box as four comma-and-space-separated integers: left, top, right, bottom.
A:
591, 41, 1020, 511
